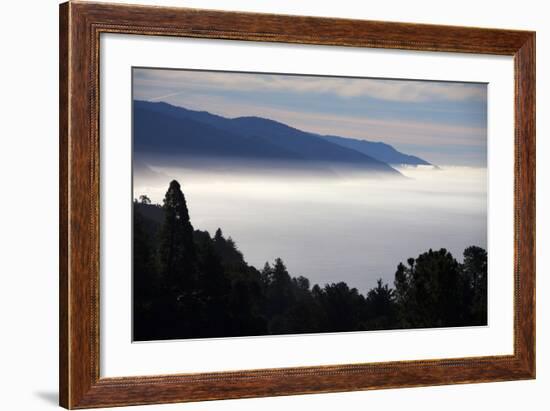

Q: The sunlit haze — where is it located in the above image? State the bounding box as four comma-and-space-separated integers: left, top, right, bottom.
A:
134, 165, 486, 292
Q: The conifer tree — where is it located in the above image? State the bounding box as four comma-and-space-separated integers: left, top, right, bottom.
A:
158, 180, 196, 290
260, 262, 272, 286
462, 246, 488, 325
364, 279, 396, 329
267, 258, 294, 319
214, 228, 223, 243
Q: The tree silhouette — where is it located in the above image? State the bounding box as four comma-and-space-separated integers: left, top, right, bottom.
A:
139, 194, 151, 204
213, 227, 245, 268
133, 180, 488, 340
193, 241, 232, 336
364, 279, 397, 330
315, 282, 365, 332
394, 248, 469, 328
462, 246, 488, 325
132, 205, 158, 340
260, 262, 272, 287
158, 180, 196, 290
214, 228, 223, 242
266, 258, 294, 322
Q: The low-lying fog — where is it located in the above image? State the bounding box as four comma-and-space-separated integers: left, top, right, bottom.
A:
134, 163, 487, 293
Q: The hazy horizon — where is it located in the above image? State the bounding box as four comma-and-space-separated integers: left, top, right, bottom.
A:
132, 67, 487, 294
134, 164, 486, 293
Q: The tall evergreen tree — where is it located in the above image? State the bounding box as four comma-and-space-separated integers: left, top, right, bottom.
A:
266, 258, 295, 332
268, 258, 293, 314
158, 180, 197, 291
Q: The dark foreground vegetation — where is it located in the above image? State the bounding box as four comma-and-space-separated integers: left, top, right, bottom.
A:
134, 180, 487, 341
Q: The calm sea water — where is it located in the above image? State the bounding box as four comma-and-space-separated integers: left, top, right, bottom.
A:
134, 165, 487, 293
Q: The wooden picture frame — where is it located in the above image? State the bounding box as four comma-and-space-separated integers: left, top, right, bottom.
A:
59, 1, 535, 408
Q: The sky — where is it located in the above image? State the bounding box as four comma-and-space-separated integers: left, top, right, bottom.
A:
133, 68, 487, 166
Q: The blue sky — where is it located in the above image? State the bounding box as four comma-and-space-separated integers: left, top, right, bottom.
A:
133, 68, 487, 166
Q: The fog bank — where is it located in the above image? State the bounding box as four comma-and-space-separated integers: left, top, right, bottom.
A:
134, 164, 486, 293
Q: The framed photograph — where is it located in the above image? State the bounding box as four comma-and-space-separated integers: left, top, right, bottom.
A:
59, 1, 535, 408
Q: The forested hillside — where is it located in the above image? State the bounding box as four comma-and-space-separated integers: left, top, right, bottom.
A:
133, 181, 487, 341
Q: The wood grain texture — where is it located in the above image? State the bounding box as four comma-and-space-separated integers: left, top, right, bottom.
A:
59, 2, 69, 407
59, 1, 536, 408
514, 34, 536, 376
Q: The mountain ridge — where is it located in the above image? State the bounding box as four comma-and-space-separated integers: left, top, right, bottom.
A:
320, 135, 431, 166
133, 100, 431, 175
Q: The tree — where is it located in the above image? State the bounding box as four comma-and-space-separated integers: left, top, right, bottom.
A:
214, 228, 223, 243
212, 228, 245, 268
394, 248, 464, 328
272, 259, 289, 281
158, 180, 196, 291
260, 262, 272, 286
286, 276, 325, 333
315, 282, 365, 332
265, 258, 295, 332
132, 206, 158, 340
139, 194, 151, 204
197, 243, 229, 297
194, 242, 232, 336
462, 246, 488, 325
133, 207, 155, 298
228, 279, 268, 336
364, 279, 396, 330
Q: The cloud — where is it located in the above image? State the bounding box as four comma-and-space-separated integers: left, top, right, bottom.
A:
134, 68, 486, 103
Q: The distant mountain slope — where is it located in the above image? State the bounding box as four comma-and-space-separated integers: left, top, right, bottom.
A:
134, 101, 430, 175
223, 116, 395, 169
135, 101, 430, 167
134, 106, 302, 160
321, 135, 431, 166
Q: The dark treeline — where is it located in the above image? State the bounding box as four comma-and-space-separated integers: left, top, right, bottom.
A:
134, 180, 488, 341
